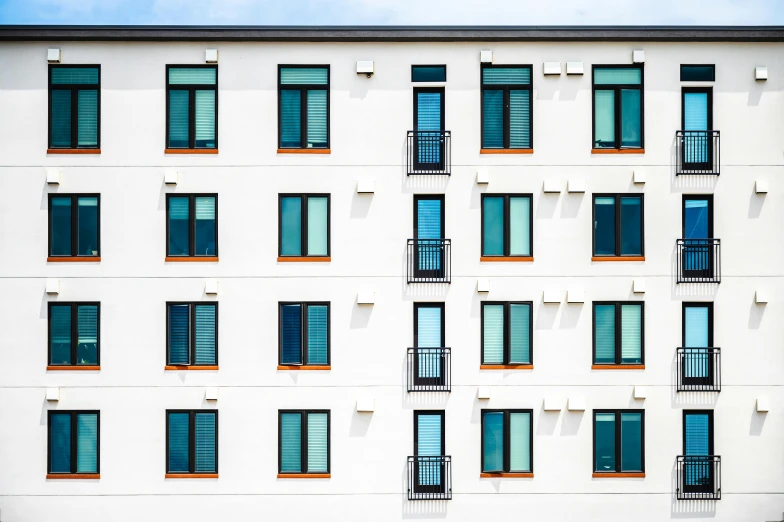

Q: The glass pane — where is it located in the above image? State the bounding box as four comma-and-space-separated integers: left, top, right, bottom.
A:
280, 67, 328, 85
280, 90, 301, 148
594, 90, 615, 148
509, 196, 531, 256
51, 197, 72, 256
594, 197, 616, 256
76, 305, 98, 365
168, 412, 190, 473
621, 89, 641, 148
416, 198, 443, 271
50, 305, 72, 365
416, 306, 442, 378
168, 68, 216, 85
482, 412, 504, 472
307, 413, 328, 472
168, 197, 190, 256
280, 197, 302, 256
595, 413, 616, 472
51, 67, 99, 85
412, 66, 446, 82
482, 89, 503, 148
76, 413, 98, 473
77, 197, 99, 256
168, 90, 190, 148
482, 304, 504, 364
194, 305, 216, 365
509, 90, 531, 148
50, 413, 72, 473
194, 90, 216, 148
620, 197, 641, 256
594, 68, 642, 85
194, 197, 217, 256
307, 197, 328, 256
482, 196, 504, 256
594, 304, 616, 364
280, 304, 302, 365
195, 412, 216, 473
509, 304, 531, 364
76, 90, 98, 147
306, 90, 328, 148
509, 412, 532, 472
684, 199, 709, 239
280, 413, 302, 472
416, 414, 442, 456
621, 305, 642, 364
307, 305, 328, 365
685, 413, 710, 456
681, 65, 715, 82
685, 306, 709, 348
51, 90, 72, 147
482, 67, 531, 85
167, 304, 190, 365
620, 413, 642, 472
683, 93, 709, 164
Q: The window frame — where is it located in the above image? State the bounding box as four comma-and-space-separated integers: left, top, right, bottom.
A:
47, 302, 101, 367
479, 64, 533, 150
681, 86, 713, 130
48, 64, 101, 150
277, 64, 331, 149
411, 65, 447, 83
48, 194, 101, 258
682, 302, 714, 347
682, 409, 714, 455
277, 193, 331, 257
480, 301, 534, 365
165, 193, 219, 258
413, 410, 446, 456
277, 409, 331, 474
413, 302, 446, 348
278, 302, 331, 366
591, 64, 645, 150
480, 409, 534, 473
591, 194, 644, 257
165, 64, 218, 150
165, 302, 219, 366
480, 193, 534, 258
592, 301, 645, 365
165, 409, 219, 474
592, 409, 645, 474
682, 194, 714, 238
680, 64, 715, 82
47, 410, 101, 475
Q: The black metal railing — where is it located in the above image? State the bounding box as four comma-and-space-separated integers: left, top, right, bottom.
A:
676, 130, 720, 175
406, 347, 451, 392
407, 456, 452, 500
406, 239, 451, 283
407, 130, 451, 175
676, 348, 721, 392
676, 239, 721, 283
676, 455, 721, 500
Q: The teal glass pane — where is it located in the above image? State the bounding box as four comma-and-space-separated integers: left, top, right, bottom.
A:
415, 91, 443, 165
594, 90, 615, 148
482, 196, 504, 256
685, 413, 709, 456
76, 305, 98, 365
416, 414, 442, 486
51, 90, 72, 147
509, 90, 531, 148
306, 90, 328, 148
77, 197, 99, 256
50, 305, 72, 365
280, 68, 328, 85
509, 412, 531, 472
307, 305, 328, 365
76, 413, 98, 473
482, 304, 504, 364
194, 305, 216, 365
50, 197, 72, 256
509, 303, 531, 364
681, 66, 714, 82
168, 90, 190, 148
416, 306, 442, 378
594, 304, 616, 364
168, 412, 190, 473
620, 197, 641, 256
280, 304, 302, 365
621, 304, 642, 364
280, 413, 302, 472
76, 90, 98, 147
595, 413, 616, 472
194, 197, 216, 256
482, 68, 531, 85
280, 197, 302, 256
482, 412, 504, 472
168, 68, 216, 85
482, 89, 503, 148
509, 196, 531, 256
51, 67, 99, 85
412, 66, 446, 82
195, 412, 216, 473
168, 304, 190, 365
594, 197, 616, 256
684, 92, 709, 163
684, 199, 709, 239
416, 198, 443, 271
621, 413, 642, 472
621, 89, 641, 147
50, 413, 72, 473
307, 413, 328, 473
280, 90, 301, 148
307, 197, 328, 256
168, 196, 190, 256
194, 90, 216, 148
594, 68, 641, 85
684, 306, 709, 378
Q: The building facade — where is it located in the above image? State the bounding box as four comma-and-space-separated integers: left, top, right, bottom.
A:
0, 25, 783, 521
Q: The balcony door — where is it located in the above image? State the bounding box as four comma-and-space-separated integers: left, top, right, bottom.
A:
682, 195, 713, 279
682, 303, 714, 387
414, 303, 445, 388
683, 411, 715, 494
414, 195, 445, 280
682, 87, 713, 170
414, 88, 445, 171
414, 411, 445, 495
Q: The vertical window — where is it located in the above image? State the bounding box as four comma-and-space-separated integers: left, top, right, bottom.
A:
481, 65, 532, 149
166, 66, 217, 149
279, 194, 330, 258
278, 410, 330, 475
48, 303, 100, 367
593, 410, 644, 474
481, 410, 533, 474
278, 66, 329, 149
48, 194, 100, 258
279, 302, 330, 367
166, 194, 218, 258
482, 194, 533, 257
592, 66, 643, 149
48, 65, 100, 150
166, 303, 218, 367
481, 302, 532, 366
592, 194, 643, 257
166, 410, 218, 475
593, 302, 644, 366
48, 411, 99, 476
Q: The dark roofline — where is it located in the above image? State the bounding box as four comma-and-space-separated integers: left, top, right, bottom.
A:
2, 25, 784, 42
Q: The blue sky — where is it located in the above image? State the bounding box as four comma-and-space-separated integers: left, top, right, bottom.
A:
1, 0, 783, 25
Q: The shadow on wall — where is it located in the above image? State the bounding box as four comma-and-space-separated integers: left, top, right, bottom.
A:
350, 299, 373, 329
536, 189, 559, 219
350, 190, 372, 220
560, 410, 584, 436
349, 409, 372, 438
748, 185, 766, 219
536, 299, 559, 330
749, 407, 767, 437
536, 405, 559, 436
560, 191, 584, 219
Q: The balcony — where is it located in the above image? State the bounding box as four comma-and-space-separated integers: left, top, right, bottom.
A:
676, 239, 721, 284
406, 347, 451, 392
676, 130, 720, 175
676, 455, 721, 500
406, 239, 451, 283
406, 130, 451, 175
407, 456, 452, 500
676, 348, 721, 392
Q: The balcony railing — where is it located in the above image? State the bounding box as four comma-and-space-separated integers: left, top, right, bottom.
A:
676, 348, 721, 392
676, 130, 720, 175
676, 455, 721, 500
406, 130, 451, 175
407, 456, 452, 500
406, 239, 451, 283
676, 239, 721, 284
406, 347, 451, 392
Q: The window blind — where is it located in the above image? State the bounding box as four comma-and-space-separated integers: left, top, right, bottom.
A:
51, 90, 72, 147
77, 90, 98, 147
307, 305, 328, 365
280, 413, 302, 472
168, 90, 190, 148
307, 413, 328, 473
194, 305, 216, 365
620, 304, 642, 364
307, 197, 328, 256
509, 90, 530, 148
417, 306, 442, 378
594, 90, 615, 147
482, 197, 504, 256
76, 413, 98, 473
620, 89, 641, 148
194, 90, 216, 148
52, 68, 99, 85
50, 305, 72, 365
51, 197, 72, 256
685, 414, 709, 456
168, 412, 190, 473
168, 304, 190, 365
280, 304, 302, 365
509, 412, 531, 472
194, 412, 216, 473
482, 412, 504, 472
416, 199, 442, 271
594, 305, 616, 363
280, 90, 301, 148
509, 196, 531, 256
684, 92, 709, 163
416, 91, 442, 164
482, 90, 503, 148
594, 68, 642, 85
306, 90, 327, 148
168, 68, 216, 85
594, 413, 616, 471
280, 68, 328, 85
50, 413, 72, 473
482, 304, 504, 364
280, 197, 302, 256
77, 197, 99, 256
620, 413, 642, 472
509, 304, 530, 364
482, 68, 531, 85
76, 305, 98, 365
416, 415, 442, 456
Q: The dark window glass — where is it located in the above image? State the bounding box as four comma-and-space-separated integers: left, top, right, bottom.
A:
49, 303, 100, 366
594, 410, 644, 473
593, 194, 643, 257
48, 411, 99, 474
593, 302, 644, 365
279, 194, 330, 257
49, 66, 100, 149
279, 410, 330, 474
49, 195, 100, 257
481, 66, 532, 149
166, 410, 217, 474
412, 65, 446, 82
166, 66, 217, 149
278, 66, 329, 149
680, 65, 715, 82
592, 66, 643, 149
166, 195, 217, 257
279, 303, 330, 366
481, 410, 533, 473
166, 303, 217, 366
481, 195, 533, 257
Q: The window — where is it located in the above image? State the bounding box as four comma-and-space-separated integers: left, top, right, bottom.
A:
166, 194, 218, 258
279, 194, 330, 258
412, 65, 446, 82
593, 410, 644, 474
481, 302, 532, 366
48, 65, 100, 150
279, 303, 330, 367
166, 410, 217, 475
593, 302, 644, 366
166, 303, 217, 367
482, 194, 533, 258
481, 410, 533, 474
278, 410, 330, 475
680, 65, 715, 82
592, 66, 643, 149
592, 194, 643, 258
166, 65, 217, 150
48, 303, 99, 367
278, 66, 329, 149
48, 194, 100, 258
481, 65, 532, 149
48, 411, 99, 476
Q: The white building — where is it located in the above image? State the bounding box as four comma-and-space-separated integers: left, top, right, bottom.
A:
0, 25, 783, 521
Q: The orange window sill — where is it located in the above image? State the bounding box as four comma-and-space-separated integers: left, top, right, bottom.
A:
592, 256, 644, 262
592, 365, 645, 370
481, 472, 534, 478
277, 148, 331, 154
48, 256, 100, 262
480, 149, 533, 155
480, 256, 534, 262
277, 473, 331, 479
277, 365, 331, 371
47, 365, 100, 371
592, 472, 645, 478
165, 365, 219, 371
164, 149, 218, 154
47, 474, 100, 479
277, 256, 331, 263
480, 364, 533, 370
47, 149, 101, 155
165, 256, 219, 262
591, 148, 644, 154
166, 473, 219, 479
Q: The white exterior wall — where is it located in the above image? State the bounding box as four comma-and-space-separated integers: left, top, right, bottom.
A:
0, 39, 783, 521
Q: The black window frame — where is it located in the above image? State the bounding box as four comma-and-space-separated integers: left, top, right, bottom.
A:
47, 410, 101, 475
413, 302, 446, 348
480, 409, 534, 473
48, 64, 101, 150
47, 302, 101, 367
165, 193, 219, 258
682, 194, 714, 238
591, 64, 645, 150
592, 409, 645, 474
480, 301, 534, 365
277, 64, 330, 150
277, 193, 331, 258
413, 410, 445, 456
411, 65, 447, 83
480, 64, 533, 150
680, 65, 715, 82
682, 302, 714, 347
165, 302, 219, 366
480, 193, 534, 258
592, 301, 645, 365
681, 86, 713, 130
682, 409, 714, 455
277, 409, 331, 474
165, 409, 219, 474
591, 194, 644, 257
277, 302, 331, 366
165, 64, 218, 150
48, 193, 101, 258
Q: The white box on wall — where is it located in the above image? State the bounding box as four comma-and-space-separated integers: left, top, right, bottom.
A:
755, 290, 769, 304
567, 289, 584, 303
543, 62, 562, 75
356, 397, 375, 412
543, 397, 562, 411
543, 180, 561, 193
47, 48, 61, 63
205, 279, 219, 295
476, 170, 489, 184
205, 387, 219, 401
46, 388, 60, 401
567, 397, 585, 411
633, 170, 646, 184
164, 170, 178, 185
633, 386, 647, 399
356, 61, 374, 76
633, 279, 646, 293
477, 386, 491, 400
357, 291, 375, 305
205, 49, 218, 63
46, 170, 61, 185
46, 279, 60, 295
543, 290, 562, 304
757, 396, 770, 412
480, 50, 493, 63
566, 62, 584, 75
633, 49, 645, 63
755, 66, 768, 80
755, 180, 769, 194
567, 180, 586, 193
477, 278, 490, 293
356, 180, 374, 193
